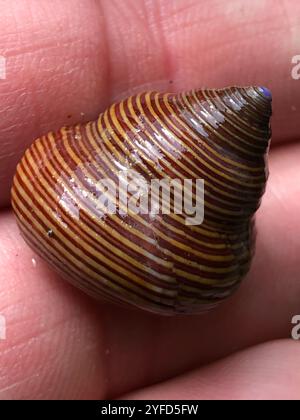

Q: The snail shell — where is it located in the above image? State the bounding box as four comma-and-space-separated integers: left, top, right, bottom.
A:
11, 86, 272, 315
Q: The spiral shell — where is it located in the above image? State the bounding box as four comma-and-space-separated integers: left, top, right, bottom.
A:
11, 86, 272, 315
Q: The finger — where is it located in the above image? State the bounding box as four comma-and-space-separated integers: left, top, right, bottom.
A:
123, 340, 300, 400
1, 141, 300, 398
1, 0, 299, 207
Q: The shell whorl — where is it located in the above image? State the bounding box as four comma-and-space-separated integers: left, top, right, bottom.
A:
11, 86, 272, 315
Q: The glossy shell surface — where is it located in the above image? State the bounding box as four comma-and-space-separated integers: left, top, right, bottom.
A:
11, 87, 272, 315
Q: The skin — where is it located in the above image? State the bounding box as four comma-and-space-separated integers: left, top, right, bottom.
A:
0, 0, 300, 400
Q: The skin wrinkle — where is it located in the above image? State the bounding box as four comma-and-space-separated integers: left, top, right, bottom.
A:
0, 342, 48, 398
160, 0, 201, 20
122, 340, 300, 400
0, 289, 107, 399
0, 306, 84, 357
0, 373, 42, 400
0, 5, 110, 206
0, 337, 72, 398
101, 1, 165, 97
96, 1, 112, 108
152, 0, 174, 85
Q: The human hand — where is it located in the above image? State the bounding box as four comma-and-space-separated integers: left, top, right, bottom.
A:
0, 0, 300, 400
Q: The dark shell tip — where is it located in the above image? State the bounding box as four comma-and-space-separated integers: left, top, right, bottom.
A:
258, 86, 272, 100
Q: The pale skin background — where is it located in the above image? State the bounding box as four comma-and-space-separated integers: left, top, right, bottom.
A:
0, 0, 300, 400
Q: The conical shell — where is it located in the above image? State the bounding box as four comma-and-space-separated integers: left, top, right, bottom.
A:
11, 86, 272, 315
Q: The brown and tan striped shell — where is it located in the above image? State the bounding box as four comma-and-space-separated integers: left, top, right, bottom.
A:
11, 87, 272, 315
